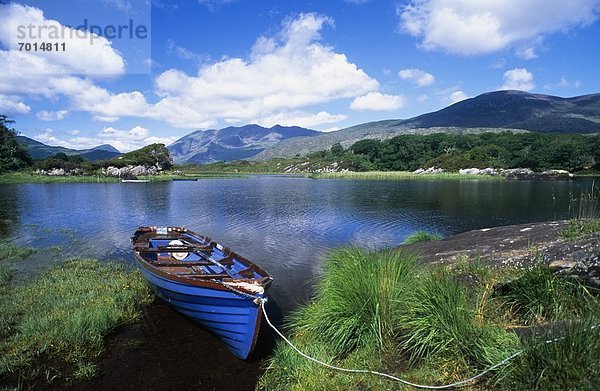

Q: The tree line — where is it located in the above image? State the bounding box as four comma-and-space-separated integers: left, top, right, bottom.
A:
311, 132, 600, 173
0, 116, 172, 174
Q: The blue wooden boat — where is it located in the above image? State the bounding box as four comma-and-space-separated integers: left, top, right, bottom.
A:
132, 226, 273, 360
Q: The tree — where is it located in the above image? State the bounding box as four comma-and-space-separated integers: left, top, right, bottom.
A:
109, 143, 173, 169
0, 115, 33, 173
330, 143, 344, 157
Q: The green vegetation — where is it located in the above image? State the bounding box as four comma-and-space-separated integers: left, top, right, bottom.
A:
259, 249, 599, 390
0, 241, 37, 285
339, 132, 600, 173
0, 172, 121, 184
498, 317, 600, 390
0, 258, 152, 386
0, 116, 33, 173
308, 171, 500, 180
403, 231, 443, 244
560, 186, 600, 239
106, 143, 173, 169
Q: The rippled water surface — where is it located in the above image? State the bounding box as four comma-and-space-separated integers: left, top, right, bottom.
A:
0, 176, 596, 312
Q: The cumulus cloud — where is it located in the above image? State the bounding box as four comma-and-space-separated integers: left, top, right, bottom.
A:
0, 94, 31, 114
32, 126, 178, 152
500, 68, 535, 91
251, 111, 347, 128
544, 77, 581, 90
350, 92, 406, 111
70, 13, 378, 128
1, 11, 378, 130
398, 68, 435, 87
36, 110, 69, 121
0, 3, 125, 75
437, 87, 469, 105
397, 0, 600, 55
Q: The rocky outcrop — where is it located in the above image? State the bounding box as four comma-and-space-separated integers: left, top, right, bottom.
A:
102, 165, 159, 178
454, 167, 574, 179
412, 167, 445, 174
400, 220, 600, 288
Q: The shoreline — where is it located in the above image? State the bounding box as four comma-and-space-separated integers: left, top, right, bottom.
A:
1, 170, 597, 184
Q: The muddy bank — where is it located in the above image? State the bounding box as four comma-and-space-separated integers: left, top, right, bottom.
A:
73, 300, 274, 391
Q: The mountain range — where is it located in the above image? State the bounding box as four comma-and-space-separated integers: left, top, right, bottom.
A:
253, 90, 600, 160
16, 136, 122, 161
17, 90, 600, 165
167, 124, 319, 164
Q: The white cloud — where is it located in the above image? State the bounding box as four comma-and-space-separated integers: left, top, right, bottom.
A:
252, 111, 347, 128
398, 0, 600, 55
32, 126, 178, 152
1, 12, 379, 130
517, 46, 538, 60
68, 13, 378, 128
544, 77, 581, 90
350, 92, 406, 111
500, 68, 535, 91
36, 110, 69, 121
398, 68, 435, 87
448, 90, 469, 104
0, 94, 31, 114
437, 87, 469, 105
0, 3, 125, 76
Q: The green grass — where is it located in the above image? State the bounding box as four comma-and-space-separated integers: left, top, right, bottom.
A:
0, 259, 153, 386
560, 186, 600, 239
403, 230, 443, 245
497, 317, 600, 390
0, 172, 120, 184
399, 267, 519, 368
0, 241, 37, 285
491, 264, 597, 325
308, 171, 503, 181
288, 248, 419, 357
559, 219, 600, 239
259, 250, 600, 390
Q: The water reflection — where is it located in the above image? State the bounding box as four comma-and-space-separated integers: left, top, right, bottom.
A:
0, 176, 595, 312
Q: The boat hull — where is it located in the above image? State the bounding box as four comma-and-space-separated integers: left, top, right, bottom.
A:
136, 259, 263, 360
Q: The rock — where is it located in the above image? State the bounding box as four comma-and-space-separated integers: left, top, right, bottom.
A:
500, 168, 573, 180
414, 167, 445, 174
548, 260, 578, 273
399, 221, 600, 289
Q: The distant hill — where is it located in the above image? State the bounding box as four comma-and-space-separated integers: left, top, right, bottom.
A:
16, 136, 122, 161
167, 124, 320, 164
254, 90, 600, 160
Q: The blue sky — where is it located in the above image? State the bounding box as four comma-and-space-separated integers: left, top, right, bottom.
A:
1, 0, 600, 151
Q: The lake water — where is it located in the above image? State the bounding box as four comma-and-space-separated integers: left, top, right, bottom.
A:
0, 176, 596, 313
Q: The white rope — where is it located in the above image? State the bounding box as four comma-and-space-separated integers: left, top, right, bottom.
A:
259, 299, 525, 389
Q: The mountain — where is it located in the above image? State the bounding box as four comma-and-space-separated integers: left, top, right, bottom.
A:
16, 136, 122, 161
167, 124, 320, 164
254, 90, 600, 160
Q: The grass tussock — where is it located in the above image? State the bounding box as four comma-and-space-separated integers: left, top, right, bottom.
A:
259, 249, 600, 390
0, 259, 152, 385
492, 264, 596, 325
497, 317, 600, 390
403, 230, 443, 245
289, 248, 418, 357
560, 186, 600, 239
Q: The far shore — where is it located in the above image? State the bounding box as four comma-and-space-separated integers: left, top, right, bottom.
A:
1, 169, 597, 184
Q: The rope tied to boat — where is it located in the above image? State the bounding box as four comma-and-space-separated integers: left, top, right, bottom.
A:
258, 300, 600, 389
